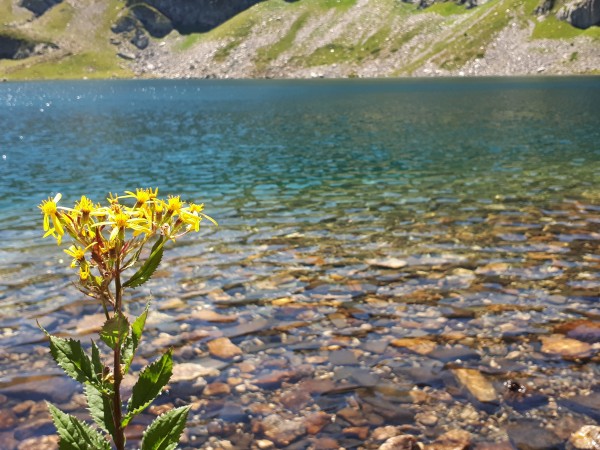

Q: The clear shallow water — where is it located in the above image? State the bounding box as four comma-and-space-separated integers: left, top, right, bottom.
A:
0, 78, 599, 448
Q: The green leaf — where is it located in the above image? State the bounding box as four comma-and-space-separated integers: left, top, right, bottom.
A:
47, 402, 111, 450
123, 349, 173, 426
99, 313, 130, 351
46, 333, 97, 385
132, 303, 149, 342
124, 237, 164, 288
141, 405, 190, 450
84, 384, 115, 440
90, 340, 103, 379
122, 303, 150, 375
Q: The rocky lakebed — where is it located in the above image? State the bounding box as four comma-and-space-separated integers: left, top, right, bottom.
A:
1, 196, 599, 450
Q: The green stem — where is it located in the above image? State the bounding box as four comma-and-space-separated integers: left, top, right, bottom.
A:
112, 263, 125, 450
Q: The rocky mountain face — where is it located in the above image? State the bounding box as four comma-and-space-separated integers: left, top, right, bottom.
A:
111, 0, 265, 50
557, 0, 600, 28
134, 0, 265, 33
19, 0, 62, 16
0, 0, 599, 79
121, 0, 600, 37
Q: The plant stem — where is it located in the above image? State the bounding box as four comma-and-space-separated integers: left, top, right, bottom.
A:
112, 262, 125, 450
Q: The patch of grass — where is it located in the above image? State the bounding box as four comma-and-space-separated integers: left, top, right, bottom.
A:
39, 2, 75, 34
424, 2, 472, 16
304, 43, 353, 65
438, 1, 512, 69
177, 32, 204, 50
532, 15, 600, 39
296, 0, 357, 11
318, 0, 357, 10
4, 51, 131, 80
101, 0, 127, 39
255, 12, 309, 69
400, 0, 516, 74
390, 20, 437, 52
303, 26, 391, 66
0, 0, 13, 24
0, 0, 31, 24
213, 19, 255, 60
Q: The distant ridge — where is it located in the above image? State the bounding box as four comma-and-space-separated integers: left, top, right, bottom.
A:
0, 0, 599, 80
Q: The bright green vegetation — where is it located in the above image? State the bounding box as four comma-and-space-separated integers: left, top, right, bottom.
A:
313, 0, 358, 10
213, 18, 256, 61
39, 2, 75, 35
6, 52, 130, 80
532, 15, 600, 39
0, 0, 30, 23
424, 2, 472, 16
303, 26, 392, 67
399, 0, 515, 74
255, 12, 309, 70
435, 0, 514, 70
1, 0, 132, 80
177, 32, 203, 51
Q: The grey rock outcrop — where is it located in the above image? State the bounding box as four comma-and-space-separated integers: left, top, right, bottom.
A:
127, 0, 264, 33
534, 0, 554, 15
131, 4, 173, 38
112, 5, 170, 51
557, 0, 600, 28
19, 0, 62, 17
0, 35, 57, 60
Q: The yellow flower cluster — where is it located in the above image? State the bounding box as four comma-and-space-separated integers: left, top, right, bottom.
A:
38, 189, 216, 287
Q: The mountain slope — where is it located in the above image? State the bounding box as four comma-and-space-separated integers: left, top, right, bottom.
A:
1, 0, 599, 80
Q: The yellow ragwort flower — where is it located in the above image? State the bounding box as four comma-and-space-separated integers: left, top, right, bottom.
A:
64, 243, 93, 268
167, 195, 184, 214
122, 188, 158, 206
94, 210, 153, 241
79, 263, 90, 282
39, 193, 64, 244
74, 195, 95, 215
179, 210, 201, 232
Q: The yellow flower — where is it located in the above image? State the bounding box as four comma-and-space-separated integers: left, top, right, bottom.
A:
74, 195, 95, 215
93, 210, 152, 241
72, 195, 98, 228
79, 263, 90, 282
188, 202, 204, 213
107, 192, 120, 205
179, 210, 201, 232
39, 193, 64, 244
64, 244, 93, 268
167, 195, 184, 215
154, 199, 166, 213
122, 188, 158, 206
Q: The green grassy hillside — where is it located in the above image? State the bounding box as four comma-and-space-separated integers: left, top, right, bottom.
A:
1, 0, 598, 80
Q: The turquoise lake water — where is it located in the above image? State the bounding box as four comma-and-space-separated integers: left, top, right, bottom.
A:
0, 77, 599, 447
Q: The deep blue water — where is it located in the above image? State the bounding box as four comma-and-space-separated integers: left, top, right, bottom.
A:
1, 78, 598, 214
0, 78, 599, 447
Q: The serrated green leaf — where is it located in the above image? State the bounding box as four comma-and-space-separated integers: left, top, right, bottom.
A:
46, 334, 97, 385
90, 340, 103, 379
84, 384, 115, 440
122, 303, 150, 375
141, 405, 190, 450
100, 313, 130, 351
124, 237, 164, 288
132, 303, 149, 341
47, 402, 111, 450
123, 349, 173, 426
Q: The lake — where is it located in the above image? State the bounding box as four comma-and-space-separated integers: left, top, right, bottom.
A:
0, 77, 599, 448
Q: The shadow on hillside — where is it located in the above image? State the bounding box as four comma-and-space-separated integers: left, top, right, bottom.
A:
128, 0, 266, 35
